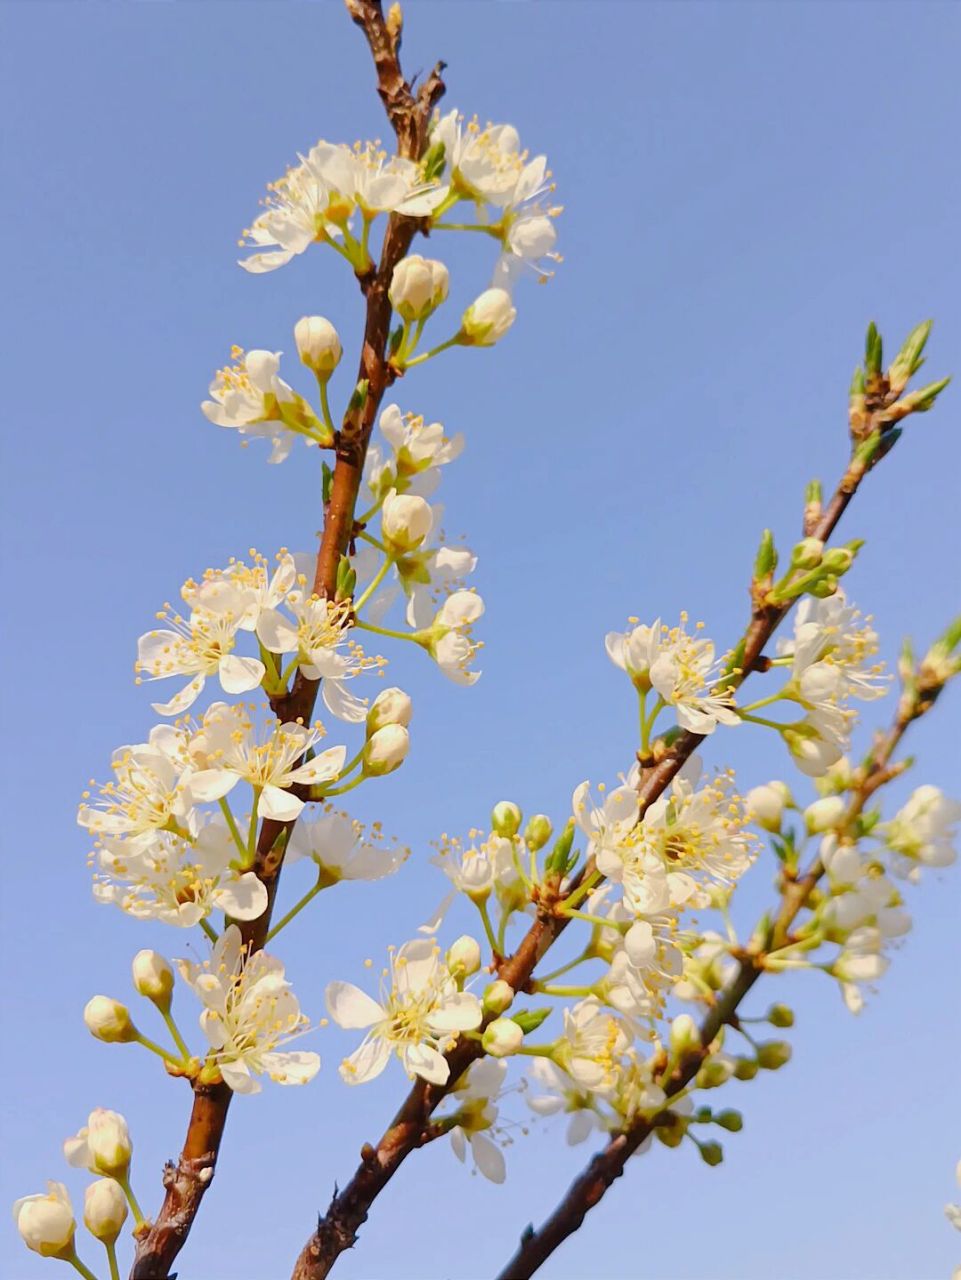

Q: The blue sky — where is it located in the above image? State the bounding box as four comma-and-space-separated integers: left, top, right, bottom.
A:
1, 2, 959, 1278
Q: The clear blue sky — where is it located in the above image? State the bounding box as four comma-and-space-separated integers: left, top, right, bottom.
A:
2, 2, 959, 1278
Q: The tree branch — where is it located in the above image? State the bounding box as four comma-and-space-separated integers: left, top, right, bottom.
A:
289, 424, 900, 1280
494, 692, 924, 1280
128, 5, 444, 1275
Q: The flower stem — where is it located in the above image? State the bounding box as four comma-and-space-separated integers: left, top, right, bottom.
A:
105, 1239, 121, 1280
403, 334, 461, 368
739, 691, 788, 715
318, 774, 366, 799
559, 907, 614, 929
432, 221, 500, 235
265, 874, 328, 943
475, 899, 500, 958
68, 1254, 100, 1280
560, 869, 601, 912
218, 797, 247, 861
115, 1172, 145, 1228
161, 1006, 192, 1062
532, 982, 594, 998
245, 789, 262, 868
738, 711, 788, 731
537, 949, 595, 984
199, 918, 219, 945
355, 618, 423, 644
134, 1033, 184, 1070
354, 555, 393, 612
318, 378, 336, 438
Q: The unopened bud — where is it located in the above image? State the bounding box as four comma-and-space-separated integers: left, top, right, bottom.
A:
381, 489, 432, 553
790, 538, 823, 570
460, 288, 516, 347
447, 935, 482, 979
523, 814, 552, 851
83, 1179, 128, 1244
756, 1040, 792, 1070
362, 724, 409, 777
733, 1057, 758, 1081
294, 315, 342, 377
696, 1058, 733, 1089
132, 950, 174, 1007
491, 801, 522, 838
366, 687, 413, 735
809, 574, 838, 599
84, 996, 137, 1044
482, 1017, 524, 1057
699, 1139, 724, 1166
389, 255, 449, 323
767, 1003, 795, 1028
746, 782, 791, 832
482, 980, 514, 1015
821, 546, 856, 574
804, 796, 846, 834
714, 1109, 743, 1132
64, 1108, 132, 1179
13, 1183, 76, 1259
669, 1014, 701, 1056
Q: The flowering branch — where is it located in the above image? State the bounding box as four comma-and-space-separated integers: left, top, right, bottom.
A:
127, 8, 444, 1278
288, 337, 937, 1280
493, 656, 941, 1279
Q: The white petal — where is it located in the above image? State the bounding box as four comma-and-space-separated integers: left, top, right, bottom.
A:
322, 680, 368, 724
404, 1042, 449, 1085
220, 1059, 261, 1094
189, 769, 238, 803
260, 1050, 320, 1085
258, 784, 304, 822
151, 674, 206, 717
219, 654, 266, 694
325, 981, 384, 1029
287, 745, 348, 786
213, 873, 269, 921
340, 1034, 391, 1085
471, 1133, 506, 1184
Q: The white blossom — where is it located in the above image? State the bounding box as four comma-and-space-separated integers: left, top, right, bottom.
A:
445, 1057, 508, 1183
201, 348, 326, 462
12, 1183, 75, 1259
326, 938, 482, 1086
176, 926, 319, 1093
287, 809, 407, 882
78, 724, 194, 842
64, 1108, 132, 1179
555, 998, 632, 1092
882, 785, 960, 879
525, 1057, 606, 1146
423, 590, 485, 684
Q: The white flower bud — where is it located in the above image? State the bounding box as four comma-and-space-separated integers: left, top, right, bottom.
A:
482, 980, 514, 1016
381, 489, 433, 553
491, 801, 522, 838
13, 1183, 75, 1259
389, 255, 449, 322
84, 996, 137, 1044
79, 1109, 132, 1178
669, 1013, 701, 1056
460, 288, 516, 346
366, 686, 413, 735
362, 724, 410, 777
83, 1179, 128, 1244
482, 1017, 524, 1058
746, 782, 791, 832
804, 795, 847, 834
131, 950, 174, 1006
523, 814, 552, 851
447, 935, 482, 979
294, 315, 342, 377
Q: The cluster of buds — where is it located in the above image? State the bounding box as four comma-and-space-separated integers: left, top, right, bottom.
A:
849, 319, 949, 446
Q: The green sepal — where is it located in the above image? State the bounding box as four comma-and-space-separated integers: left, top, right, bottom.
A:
511, 1007, 552, 1034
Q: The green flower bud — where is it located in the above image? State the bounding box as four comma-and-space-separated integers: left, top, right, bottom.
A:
714, 1109, 743, 1133
756, 1041, 792, 1070
699, 1140, 724, 1166
790, 537, 824, 570
733, 1057, 759, 1081
491, 802, 522, 838
523, 814, 553, 852
766, 1003, 795, 1028
482, 980, 514, 1016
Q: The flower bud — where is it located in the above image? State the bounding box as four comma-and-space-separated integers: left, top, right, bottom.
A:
790, 537, 824, 570
733, 1057, 758, 1081
460, 288, 516, 347
362, 724, 409, 777
809, 574, 839, 599
482, 1017, 524, 1058
698, 1139, 724, 1167
803, 795, 846, 834
482, 980, 514, 1016
366, 687, 413, 735
491, 801, 522, 838
756, 1040, 792, 1070
13, 1183, 75, 1259
381, 490, 433, 553
766, 1003, 795, 1028
65, 1109, 132, 1179
83, 1179, 128, 1244
389, 255, 449, 323
714, 1109, 743, 1132
669, 1013, 701, 1056
447, 935, 482, 979
84, 996, 137, 1044
132, 950, 174, 1007
745, 782, 791, 832
294, 315, 342, 377
523, 814, 553, 852
696, 1058, 733, 1089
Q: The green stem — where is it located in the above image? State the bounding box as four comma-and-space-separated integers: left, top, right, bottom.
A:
280, 656, 301, 685
513, 1044, 558, 1058
265, 874, 329, 943
115, 1172, 145, 1228
355, 495, 386, 526
739, 690, 789, 715
355, 618, 423, 644
533, 982, 595, 999
354, 555, 393, 611
318, 378, 336, 438
537, 949, 595, 984
405, 315, 428, 358
258, 642, 286, 696
105, 1239, 120, 1280
161, 1006, 192, 1062
245, 789, 262, 868
738, 711, 789, 731
432, 221, 500, 235
199, 918, 219, 944
218, 797, 247, 861
358, 530, 389, 553
68, 1254, 100, 1280
134, 1033, 183, 1069
475, 898, 500, 958
559, 907, 615, 929
403, 334, 461, 368
560, 869, 601, 912
640, 695, 667, 753
318, 774, 366, 799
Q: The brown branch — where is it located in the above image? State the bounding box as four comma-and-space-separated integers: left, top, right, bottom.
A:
494, 690, 924, 1280
128, 5, 444, 1276
288, 402, 904, 1280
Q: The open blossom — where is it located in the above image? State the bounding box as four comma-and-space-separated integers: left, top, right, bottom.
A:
610, 1048, 668, 1126
78, 724, 194, 842
435, 831, 518, 901
187, 702, 345, 822
780, 590, 888, 703
444, 1057, 508, 1183
326, 939, 482, 1086
181, 550, 301, 635
136, 583, 266, 716
239, 140, 444, 274
176, 926, 319, 1093
93, 818, 268, 926
256, 593, 381, 723
389, 255, 450, 323
422, 590, 485, 685
881, 785, 960, 879
607, 615, 738, 734
783, 705, 850, 777
831, 925, 889, 1014
371, 404, 464, 494
287, 809, 407, 882
554, 998, 632, 1093
63, 1108, 131, 1178
525, 1056, 607, 1146
573, 782, 669, 914
201, 348, 326, 463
